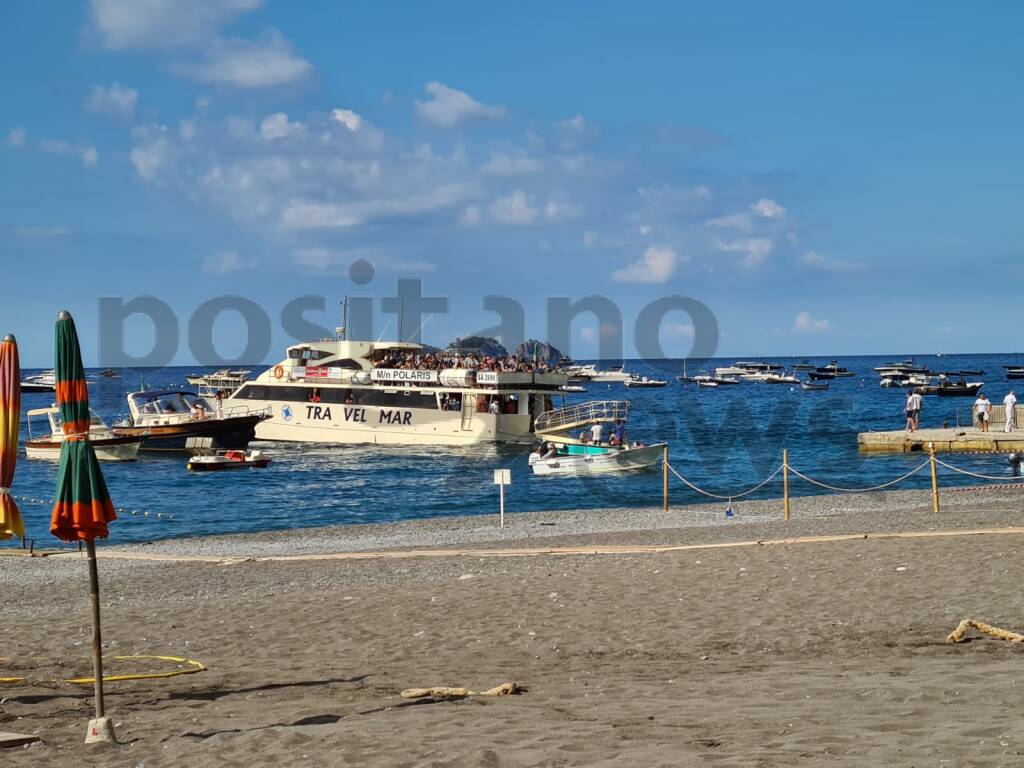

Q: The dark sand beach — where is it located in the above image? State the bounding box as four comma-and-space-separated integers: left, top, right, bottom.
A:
3, 488, 1024, 766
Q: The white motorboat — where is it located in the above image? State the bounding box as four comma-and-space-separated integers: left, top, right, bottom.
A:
623, 375, 667, 388
714, 361, 783, 379
528, 400, 665, 476
764, 372, 800, 385
25, 406, 142, 461
559, 384, 587, 393
694, 374, 739, 387
185, 368, 252, 395
21, 370, 57, 393
696, 379, 720, 388
563, 364, 632, 383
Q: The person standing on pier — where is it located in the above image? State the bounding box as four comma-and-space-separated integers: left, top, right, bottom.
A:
905, 390, 922, 432
974, 392, 991, 432
1004, 390, 1017, 432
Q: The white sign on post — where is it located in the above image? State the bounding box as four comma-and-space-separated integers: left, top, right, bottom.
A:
493, 468, 511, 528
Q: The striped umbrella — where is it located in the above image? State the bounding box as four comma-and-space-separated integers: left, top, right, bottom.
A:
48, 311, 117, 741
0, 334, 24, 541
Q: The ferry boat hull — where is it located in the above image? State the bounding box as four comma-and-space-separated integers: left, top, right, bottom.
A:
252, 404, 535, 446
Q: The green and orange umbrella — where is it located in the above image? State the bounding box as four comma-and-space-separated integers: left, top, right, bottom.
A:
49, 311, 117, 740
0, 333, 24, 541
50, 311, 116, 542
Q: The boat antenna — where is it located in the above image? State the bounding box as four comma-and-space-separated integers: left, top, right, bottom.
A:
408, 313, 435, 344
338, 295, 348, 340
398, 295, 405, 342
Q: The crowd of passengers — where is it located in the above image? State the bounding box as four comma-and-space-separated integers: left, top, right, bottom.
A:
372, 351, 556, 374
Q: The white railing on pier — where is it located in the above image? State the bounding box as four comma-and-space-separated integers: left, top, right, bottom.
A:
535, 400, 630, 434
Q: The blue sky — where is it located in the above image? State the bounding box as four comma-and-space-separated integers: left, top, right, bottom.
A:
3, 1, 1023, 366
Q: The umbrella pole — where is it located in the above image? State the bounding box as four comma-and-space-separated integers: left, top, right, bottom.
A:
86, 540, 105, 719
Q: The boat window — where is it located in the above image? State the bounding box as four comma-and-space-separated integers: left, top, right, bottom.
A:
333, 358, 362, 370
233, 384, 438, 409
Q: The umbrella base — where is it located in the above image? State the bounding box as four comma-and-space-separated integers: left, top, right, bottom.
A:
85, 717, 116, 745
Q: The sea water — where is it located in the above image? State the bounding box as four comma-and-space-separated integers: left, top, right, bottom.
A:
5, 354, 1020, 547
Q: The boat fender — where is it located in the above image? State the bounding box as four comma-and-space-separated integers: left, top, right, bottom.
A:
273, 365, 284, 380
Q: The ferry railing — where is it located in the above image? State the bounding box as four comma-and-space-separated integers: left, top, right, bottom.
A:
535, 400, 630, 433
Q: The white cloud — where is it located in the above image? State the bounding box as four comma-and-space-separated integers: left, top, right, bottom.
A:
80, 147, 99, 168
553, 114, 599, 150
172, 32, 311, 88
458, 205, 481, 227
707, 197, 786, 230
481, 151, 543, 175
752, 198, 785, 218
130, 125, 174, 180
489, 190, 538, 225
86, 82, 138, 118
202, 249, 253, 274
579, 326, 596, 342
259, 112, 304, 140
544, 198, 582, 221
715, 237, 773, 268
290, 246, 384, 271
794, 311, 830, 333
661, 322, 695, 338
612, 245, 679, 284
179, 119, 197, 140
290, 247, 343, 270
330, 108, 362, 132
388, 260, 436, 273
281, 184, 474, 229
800, 251, 866, 273
415, 81, 506, 128
88, 0, 262, 49
5, 127, 26, 147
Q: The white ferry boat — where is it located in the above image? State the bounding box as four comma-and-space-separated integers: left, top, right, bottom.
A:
227, 338, 568, 446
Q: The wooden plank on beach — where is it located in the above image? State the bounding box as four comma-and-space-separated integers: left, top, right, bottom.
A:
0, 732, 41, 748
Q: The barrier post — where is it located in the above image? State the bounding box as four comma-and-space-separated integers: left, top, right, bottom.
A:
662, 445, 669, 512
929, 443, 940, 514
783, 449, 790, 521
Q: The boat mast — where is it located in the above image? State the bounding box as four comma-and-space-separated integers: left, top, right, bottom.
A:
338, 296, 348, 340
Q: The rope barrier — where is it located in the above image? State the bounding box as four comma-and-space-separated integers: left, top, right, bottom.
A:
665, 461, 782, 501
12, 495, 174, 520
787, 460, 932, 494
933, 458, 1024, 483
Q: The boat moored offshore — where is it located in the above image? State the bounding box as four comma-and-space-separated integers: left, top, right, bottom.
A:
227, 337, 568, 446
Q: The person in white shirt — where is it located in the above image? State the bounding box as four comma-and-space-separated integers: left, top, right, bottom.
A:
905, 391, 923, 432
974, 393, 991, 432
1004, 390, 1017, 432
488, 398, 500, 415
591, 422, 603, 444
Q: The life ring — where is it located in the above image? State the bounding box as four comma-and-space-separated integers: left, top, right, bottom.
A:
273, 365, 284, 380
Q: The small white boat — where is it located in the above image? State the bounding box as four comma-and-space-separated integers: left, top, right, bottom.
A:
559, 384, 587, 393
187, 449, 271, 472
623, 376, 667, 388
696, 379, 720, 388
20, 370, 57, 393
25, 407, 142, 461
529, 400, 664, 476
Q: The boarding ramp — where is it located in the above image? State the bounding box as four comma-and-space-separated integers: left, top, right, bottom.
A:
535, 400, 630, 435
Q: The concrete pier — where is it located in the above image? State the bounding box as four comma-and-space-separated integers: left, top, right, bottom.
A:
858, 427, 1024, 455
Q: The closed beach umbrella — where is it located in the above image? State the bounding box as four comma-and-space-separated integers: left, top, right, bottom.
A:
0, 334, 24, 541
48, 311, 118, 742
